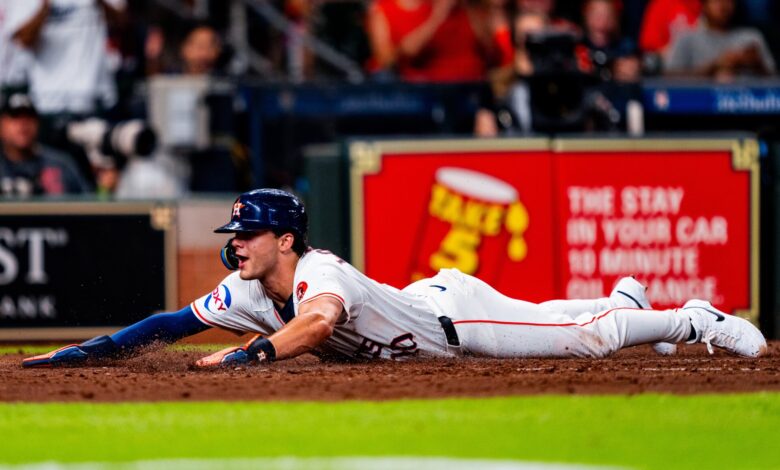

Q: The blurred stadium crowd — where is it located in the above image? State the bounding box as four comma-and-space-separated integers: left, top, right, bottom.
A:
0, 0, 777, 198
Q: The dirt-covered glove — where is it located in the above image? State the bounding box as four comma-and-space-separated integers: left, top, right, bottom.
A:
195, 345, 250, 367
23, 345, 88, 368
195, 334, 276, 368
22, 335, 118, 368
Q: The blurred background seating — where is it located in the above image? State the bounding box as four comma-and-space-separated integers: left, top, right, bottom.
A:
0, 0, 777, 196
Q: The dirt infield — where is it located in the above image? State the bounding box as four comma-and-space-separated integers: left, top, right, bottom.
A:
2, 342, 779, 402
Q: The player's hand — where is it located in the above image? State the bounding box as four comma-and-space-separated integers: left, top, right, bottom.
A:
22, 344, 89, 368
196, 334, 270, 368
195, 346, 251, 367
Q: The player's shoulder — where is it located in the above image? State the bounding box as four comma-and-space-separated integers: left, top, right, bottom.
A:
196, 270, 269, 313
293, 248, 360, 308
296, 248, 351, 272
213, 270, 265, 302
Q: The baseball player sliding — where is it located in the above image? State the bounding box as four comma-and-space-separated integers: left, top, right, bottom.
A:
23, 189, 766, 368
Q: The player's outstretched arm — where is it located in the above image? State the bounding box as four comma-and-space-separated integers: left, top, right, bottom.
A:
196, 296, 342, 367
267, 296, 342, 359
22, 306, 211, 368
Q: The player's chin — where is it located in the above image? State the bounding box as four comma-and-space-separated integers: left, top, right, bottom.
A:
237, 267, 253, 280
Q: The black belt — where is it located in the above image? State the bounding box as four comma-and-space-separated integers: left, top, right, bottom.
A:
438, 316, 460, 347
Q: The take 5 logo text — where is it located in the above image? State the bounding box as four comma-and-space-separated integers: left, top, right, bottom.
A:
412, 167, 530, 282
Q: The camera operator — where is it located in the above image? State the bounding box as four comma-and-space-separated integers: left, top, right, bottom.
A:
476, 11, 597, 135
578, 0, 643, 133
474, 10, 549, 136
64, 116, 173, 198
0, 93, 90, 197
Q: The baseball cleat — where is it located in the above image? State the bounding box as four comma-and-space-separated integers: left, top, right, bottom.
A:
22, 344, 89, 368
610, 276, 651, 309
610, 277, 677, 356
682, 300, 767, 358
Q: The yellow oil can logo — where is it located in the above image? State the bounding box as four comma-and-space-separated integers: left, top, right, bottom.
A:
411, 167, 529, 281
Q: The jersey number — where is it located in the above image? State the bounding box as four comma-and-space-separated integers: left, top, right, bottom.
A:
355, 333, 417, 360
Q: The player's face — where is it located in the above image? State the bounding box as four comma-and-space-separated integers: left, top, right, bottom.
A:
231, 230, 282, 280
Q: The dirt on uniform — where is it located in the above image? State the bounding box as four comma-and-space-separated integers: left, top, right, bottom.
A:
2, 342, 779, 403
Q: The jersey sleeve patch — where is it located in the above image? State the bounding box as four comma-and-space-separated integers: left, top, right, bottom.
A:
204, 284, 233, 314
191, 272, 255, 331
296, 281, 308, 301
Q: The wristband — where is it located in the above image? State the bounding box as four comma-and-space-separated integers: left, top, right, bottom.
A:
246, 337, 276, 363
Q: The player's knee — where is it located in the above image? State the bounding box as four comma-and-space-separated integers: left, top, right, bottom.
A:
581, 331, 618, 358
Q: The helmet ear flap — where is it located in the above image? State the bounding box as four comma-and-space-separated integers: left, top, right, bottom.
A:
220, 238, 239, 270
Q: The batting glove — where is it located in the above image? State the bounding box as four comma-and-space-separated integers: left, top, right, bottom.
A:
22, 344, 89, 368
22, 336, 119, 369
195, 346, 251, 367
196, 334, 277, 368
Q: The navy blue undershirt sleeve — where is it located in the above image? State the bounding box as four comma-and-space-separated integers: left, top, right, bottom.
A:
278, 295, 295, 323
110, 306, 210, 351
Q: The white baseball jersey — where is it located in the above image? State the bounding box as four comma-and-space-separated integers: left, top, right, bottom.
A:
291, 250, 451, 359
190, 270, 280, 337
192, 250, 693, 359
191, 250, 452, 360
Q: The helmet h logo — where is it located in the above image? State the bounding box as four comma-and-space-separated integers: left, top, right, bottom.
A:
232, 202, 244, 218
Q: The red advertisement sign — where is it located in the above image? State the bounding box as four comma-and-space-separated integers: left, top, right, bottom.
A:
352, 139, 758, 317
554, 150, 751, 313
361, 149, 557, 301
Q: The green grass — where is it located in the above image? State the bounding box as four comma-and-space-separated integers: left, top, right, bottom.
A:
1, 394, 779, 469
0, 345, 56, 355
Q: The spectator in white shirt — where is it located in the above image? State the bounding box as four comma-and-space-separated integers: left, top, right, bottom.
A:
5, 0, 126, 115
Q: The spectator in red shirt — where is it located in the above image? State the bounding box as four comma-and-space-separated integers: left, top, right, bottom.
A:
639, 0, 701, 56
366, 0, 498, 82
485, 0, 514, 67
516, 0, 579, 33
